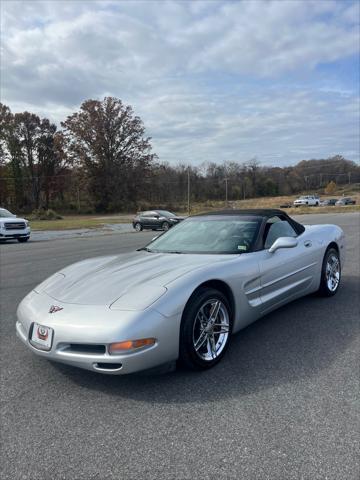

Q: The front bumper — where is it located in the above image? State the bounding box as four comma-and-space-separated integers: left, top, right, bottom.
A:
0, 227, 30, 239
16, 291, 181, 375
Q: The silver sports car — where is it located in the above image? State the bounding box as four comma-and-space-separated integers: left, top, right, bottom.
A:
16, 209, 345, 375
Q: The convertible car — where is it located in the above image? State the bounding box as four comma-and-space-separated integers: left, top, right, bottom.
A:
16, 209, 344, 375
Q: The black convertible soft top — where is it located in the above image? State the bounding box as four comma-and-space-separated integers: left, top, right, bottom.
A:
196, 209, 305, 236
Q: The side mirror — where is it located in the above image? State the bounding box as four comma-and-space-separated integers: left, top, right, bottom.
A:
269, 236, 298, 253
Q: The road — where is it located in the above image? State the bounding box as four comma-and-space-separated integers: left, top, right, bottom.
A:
0, 213, 359, 480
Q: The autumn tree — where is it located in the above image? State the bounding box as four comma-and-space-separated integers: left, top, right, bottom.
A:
0, 103, 67, 209
325, 180, 337, 195
61, 97, 157, 211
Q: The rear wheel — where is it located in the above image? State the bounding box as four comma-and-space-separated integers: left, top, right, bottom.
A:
18, 237, 29, 243
134, 223, 143, 232
179, 288, 232, 370
318, 247, 341, 296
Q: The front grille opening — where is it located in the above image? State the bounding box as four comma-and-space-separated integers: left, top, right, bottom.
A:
67, 344, 106, 354
5, 222, 26, 230
95, 363, 122, 370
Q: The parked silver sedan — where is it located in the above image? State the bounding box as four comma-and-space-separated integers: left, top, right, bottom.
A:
16, 209, 345, 375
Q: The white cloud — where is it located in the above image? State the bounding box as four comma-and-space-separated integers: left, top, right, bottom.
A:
0, 0, 359, 166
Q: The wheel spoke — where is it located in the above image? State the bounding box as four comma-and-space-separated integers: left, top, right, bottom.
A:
214, 328, 230, 334
209, 301, 221, 322
210, 335, 217, 358
194, 330, 207, 351
206, 337, 215, 359
198, 307, 208, 326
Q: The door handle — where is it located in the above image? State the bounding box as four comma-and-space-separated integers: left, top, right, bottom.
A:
304, 240, 312, 248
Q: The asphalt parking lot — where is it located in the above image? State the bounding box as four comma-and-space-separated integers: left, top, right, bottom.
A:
0, 212, 359, 480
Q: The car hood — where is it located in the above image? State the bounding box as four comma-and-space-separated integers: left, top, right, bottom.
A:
0, 216, 26, 222
40, 251, 231, 307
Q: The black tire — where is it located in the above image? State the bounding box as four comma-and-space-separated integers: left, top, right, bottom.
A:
134, 223, 143, 232
317, 247, 341, 297
17, 237, 29, 243
179, 287, 232, 370
162, 222, 170, 231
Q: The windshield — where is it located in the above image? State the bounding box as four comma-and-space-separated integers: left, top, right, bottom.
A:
0, 209, 15, 218
145, 216, 261, 254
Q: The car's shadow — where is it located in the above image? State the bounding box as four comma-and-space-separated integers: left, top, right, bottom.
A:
52, 275, 359, 404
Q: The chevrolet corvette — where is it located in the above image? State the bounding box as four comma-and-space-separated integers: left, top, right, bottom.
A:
16, 209, 345, 374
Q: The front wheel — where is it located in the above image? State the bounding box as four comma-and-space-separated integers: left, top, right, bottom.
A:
162, 222, 170, 231
317, 248, 341, 296
179, 288, 232, 370
18, 237, 29, 243
134, 223, 143, 232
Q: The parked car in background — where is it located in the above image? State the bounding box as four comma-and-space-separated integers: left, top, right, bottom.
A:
0, 208, 31, 242
132, 210, 184, 231
335, 197, 356, 206
320, 198, 338, 206
293, 195, 320, 207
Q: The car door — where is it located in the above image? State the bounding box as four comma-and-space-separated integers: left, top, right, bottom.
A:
140, 211, 154, 228
257, 216, 317, 313
146, 211, 161, 228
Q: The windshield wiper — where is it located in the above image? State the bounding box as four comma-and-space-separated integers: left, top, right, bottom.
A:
137, 247, 182, 254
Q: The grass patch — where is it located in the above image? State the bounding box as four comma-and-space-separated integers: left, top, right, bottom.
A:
29, 190, 359, 231
30, 215, 132, 231
183, 192, 360, 216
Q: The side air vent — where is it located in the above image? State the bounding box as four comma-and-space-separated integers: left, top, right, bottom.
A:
93, 363, 123, 371
63, 344, 106, 355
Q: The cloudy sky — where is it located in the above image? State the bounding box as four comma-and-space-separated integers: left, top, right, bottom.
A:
1, 0, 359, 166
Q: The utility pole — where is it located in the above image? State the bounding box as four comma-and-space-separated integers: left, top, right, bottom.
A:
187, 167, 190, 216
224, 177, 228, 206
77, 185, 80, 212
348, 172, 351, 184
304, 175, 309, 192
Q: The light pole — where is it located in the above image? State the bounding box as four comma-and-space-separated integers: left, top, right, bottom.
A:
187, 167, 190, 216
224, 177, 229, 206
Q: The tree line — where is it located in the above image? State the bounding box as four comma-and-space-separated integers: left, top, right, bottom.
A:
1, 97, 359, 213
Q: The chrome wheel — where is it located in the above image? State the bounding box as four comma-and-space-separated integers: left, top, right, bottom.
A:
326, 253, 340, 292
192, 299, 230, 362
135, 223, 142, 232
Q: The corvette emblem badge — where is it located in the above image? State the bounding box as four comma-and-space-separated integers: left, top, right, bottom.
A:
49, 305, 63, 314
37, 326, 48, 340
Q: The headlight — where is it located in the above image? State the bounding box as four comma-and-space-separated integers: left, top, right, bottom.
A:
110, 285, 167, 310
25, 220, 29, 227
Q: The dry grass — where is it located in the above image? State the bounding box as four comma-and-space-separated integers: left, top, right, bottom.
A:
186, 191, 360, 216
30, 215, 132, 231
30, 188, 359, 230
